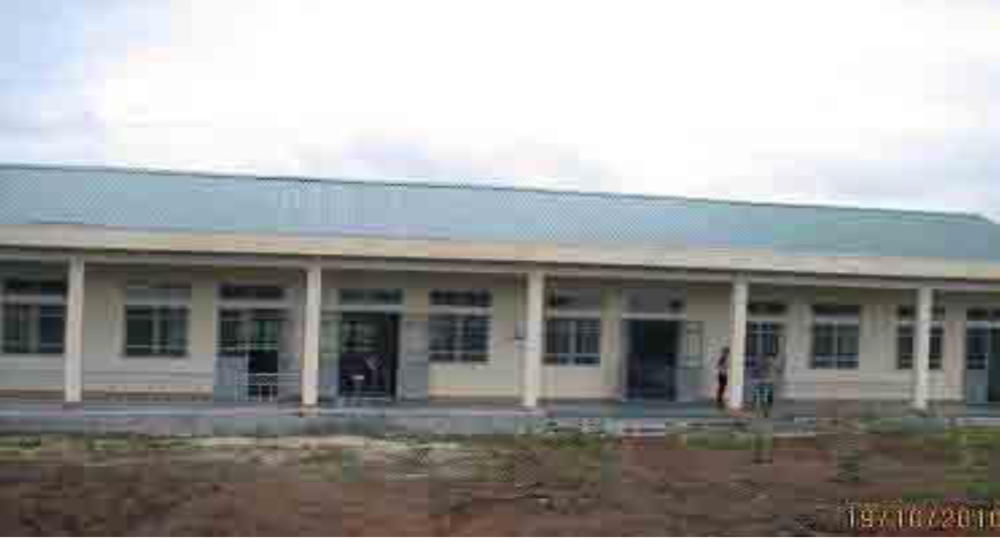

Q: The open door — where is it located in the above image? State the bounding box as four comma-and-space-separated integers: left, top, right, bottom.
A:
626, 320, 681, 400
989, 329, 1000, 403
338, 312, 400, 398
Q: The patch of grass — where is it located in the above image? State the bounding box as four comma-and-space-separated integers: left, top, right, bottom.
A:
440, 431, 615, 488
300, 447, 351, 466
965, 480, 1000, 502
0, 435, 47, 458
680, 432, 756, 451
81, 435, 197, 455
0, 435, 44, 450
898, 489, 952, 503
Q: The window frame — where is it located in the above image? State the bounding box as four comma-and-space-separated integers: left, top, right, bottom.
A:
218, 283, 287, 303
122, 283, 192, 359
428, 313, 490, 364
810, 304, 862, 370
1, 278, 67, 356
623, 290, 686, 319
545, 317, 602, 366
123, 306, 190, 358
429, 290, 493, 310
338, 288, 404, 308
965, 309, 1000, 371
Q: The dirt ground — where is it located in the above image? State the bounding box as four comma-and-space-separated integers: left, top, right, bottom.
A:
1, 426, 999, 536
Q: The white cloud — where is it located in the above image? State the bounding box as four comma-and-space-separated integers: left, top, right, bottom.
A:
7, 0, 1000, 217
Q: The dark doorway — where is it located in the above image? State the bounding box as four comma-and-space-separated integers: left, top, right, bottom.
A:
626, 320, 681, 400
989, 330, 1000, 403
339, 312, 400, 398
219, 308, 286, 400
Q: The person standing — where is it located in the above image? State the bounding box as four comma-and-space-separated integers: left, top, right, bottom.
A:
715, 347, 730, 409
754, 354, 784, 418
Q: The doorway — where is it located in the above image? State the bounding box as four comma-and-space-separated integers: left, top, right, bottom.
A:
745, 321, 785, 404
338, 312, 400, 398
966, 327, 1000, 404
218, 308, 287, 401
626, 320, 681, 400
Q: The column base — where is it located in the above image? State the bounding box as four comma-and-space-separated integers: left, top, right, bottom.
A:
298, 404, 321, 418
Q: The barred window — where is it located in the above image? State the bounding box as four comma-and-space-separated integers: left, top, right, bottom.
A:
124, 307, 189, 357
430, 290, 492, 308
968, 308, 1000, 322
339, 288, 403, 306
220, 284, 285, 301
1, 304, 65, 355
811, 323, 859, 369
4, 279, 67, 297
897, 326, 944, 370
625, 291, 685, 315
429, 314, 489, 363
748, 302, 788, 317
966, 328, 992, 370
218, 309, 285, 356
812, 304, 862, 318
547, 290, 602, 312
545, 318, 601, 366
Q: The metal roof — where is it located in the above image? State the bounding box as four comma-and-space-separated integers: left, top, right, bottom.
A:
1, 163, 999, 262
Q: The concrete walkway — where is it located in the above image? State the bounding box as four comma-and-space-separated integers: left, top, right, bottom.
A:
0, 399, 997, 436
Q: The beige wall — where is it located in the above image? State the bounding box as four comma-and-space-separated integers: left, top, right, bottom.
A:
322, 270, 524, 398
0, 262, 993, 402
0, 263, 305, 395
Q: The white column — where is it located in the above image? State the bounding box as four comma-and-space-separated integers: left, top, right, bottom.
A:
522, 271, 545, 409
301, 265, 323, 408
912, 286, 934, 411
64, 258, 85, 405
727, 278, 749, 410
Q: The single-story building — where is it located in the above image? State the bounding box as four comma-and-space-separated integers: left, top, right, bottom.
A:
2, 163, 1000, 412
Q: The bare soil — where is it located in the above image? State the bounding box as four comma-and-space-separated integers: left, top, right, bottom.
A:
0, 429, 996, 536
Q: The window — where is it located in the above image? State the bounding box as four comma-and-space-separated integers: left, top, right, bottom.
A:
967, 328, 991, 370
430, 290, 492, 308
749, 302, 788, 317
813, 304, 862, 318
123, 283, 191, 358
545, 318, 601, 366
1, 278, 67, 355
747, 322, 782, 360
897, 326, 944, 370
812, 323, 860, 369
625, 291, 685, 315
124, 307, 189, 357
968, 308, 1000, 323
811, 304, 861, 369
339, 288, 403, 306
218, 309, 285, 356
4, 279, 67, 297
429, 314, 489, 363
2, 304, 65, 354
219, 284, 285, 301
125, 283, 191, 302
547, 290, 602, 312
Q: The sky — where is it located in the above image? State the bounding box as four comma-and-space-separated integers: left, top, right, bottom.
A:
2, 0, 1000, 218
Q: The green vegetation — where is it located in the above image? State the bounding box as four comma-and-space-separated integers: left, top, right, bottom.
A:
679, 431, 756, 451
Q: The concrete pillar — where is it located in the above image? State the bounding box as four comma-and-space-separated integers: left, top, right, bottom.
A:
522, 271, 545, 409
913, 286, 934, 411
301, 265, 323, 408
727, 278, 749, 410
64, 258, 85, 405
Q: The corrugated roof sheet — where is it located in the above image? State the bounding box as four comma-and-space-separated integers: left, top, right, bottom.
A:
1, 163, 999, 262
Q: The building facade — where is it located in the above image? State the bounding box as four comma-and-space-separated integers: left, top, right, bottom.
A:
3, 164, 1000, 411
